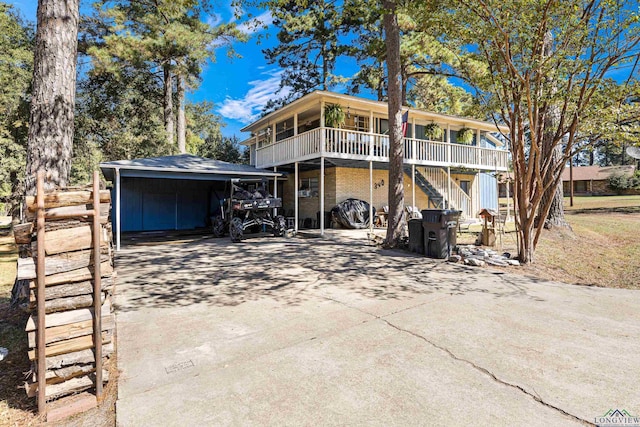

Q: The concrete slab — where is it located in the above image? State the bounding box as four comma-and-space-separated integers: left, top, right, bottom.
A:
114, 235, 640, 426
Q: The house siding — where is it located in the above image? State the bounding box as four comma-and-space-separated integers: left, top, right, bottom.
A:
478, 173, 498, 210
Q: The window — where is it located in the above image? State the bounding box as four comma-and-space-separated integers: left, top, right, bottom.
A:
299, 177, 319, 198
376, 118, 389, 135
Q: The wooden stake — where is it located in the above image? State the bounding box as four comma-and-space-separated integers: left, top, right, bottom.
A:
36, 171, 46, 415
92, 171, 103, 399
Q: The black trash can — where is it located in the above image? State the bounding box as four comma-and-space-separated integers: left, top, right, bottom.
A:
408, 219, 424, 255
421, 209, 462, 259
316, 211, 333, 229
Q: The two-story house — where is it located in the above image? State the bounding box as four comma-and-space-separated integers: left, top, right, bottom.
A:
241, 91, 509, 234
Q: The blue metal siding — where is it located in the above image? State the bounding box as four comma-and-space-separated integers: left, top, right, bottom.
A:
121, 178, 143, 232
479, 173, 498, 210
119, 177, 221, 232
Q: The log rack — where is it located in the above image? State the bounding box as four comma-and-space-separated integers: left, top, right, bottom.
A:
34, 171, 103, 416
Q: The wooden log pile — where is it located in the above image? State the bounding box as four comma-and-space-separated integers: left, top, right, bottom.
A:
13, 180, 115, 413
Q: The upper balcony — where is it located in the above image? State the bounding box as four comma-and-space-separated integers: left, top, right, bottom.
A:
252, 126, 509, 171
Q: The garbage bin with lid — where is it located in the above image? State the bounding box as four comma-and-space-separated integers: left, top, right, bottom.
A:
421, 209, 461, 259
408, 219, 424, 254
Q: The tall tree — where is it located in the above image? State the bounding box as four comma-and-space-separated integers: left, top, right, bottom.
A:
0, 3, 33, 213
25, 0, 79, 194
539, 31, 570, 230
74, 67, 169, 162
89, 0, 243, 151
455, 0, 640, 263
262, 0, 345, 111
383, 0, 406, 248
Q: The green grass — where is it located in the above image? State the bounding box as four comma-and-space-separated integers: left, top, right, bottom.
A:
564, 195, 640, 211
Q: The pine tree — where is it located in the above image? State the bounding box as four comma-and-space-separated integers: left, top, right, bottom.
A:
88, 0, 244, 151
262, 0, 346, 111
0, 3, 33, 212
25, 0, 80, 194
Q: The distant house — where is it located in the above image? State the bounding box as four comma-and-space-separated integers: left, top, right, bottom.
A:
561, 165, 636, 195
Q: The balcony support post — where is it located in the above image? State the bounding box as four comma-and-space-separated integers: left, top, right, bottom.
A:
447, 166, 452, 210
320, 156, 325, 235
295, 162, 299, 232
369, 160, 373, 233
412, 164, 416, 214
293, 114, 299, 159
273, 167, 278, 217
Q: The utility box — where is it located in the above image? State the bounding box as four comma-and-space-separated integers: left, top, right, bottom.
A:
421, 209, 461, 259
479, 208, 498, 246
408, 219, 424, 255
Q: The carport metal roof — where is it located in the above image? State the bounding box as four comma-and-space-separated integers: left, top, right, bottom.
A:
99, 154, 285, 252
100, 154, 284, 181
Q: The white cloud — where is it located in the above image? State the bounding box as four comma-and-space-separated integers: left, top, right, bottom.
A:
206, 12, 223, 27
218, 70, 290, 123
237, 11, 274, 35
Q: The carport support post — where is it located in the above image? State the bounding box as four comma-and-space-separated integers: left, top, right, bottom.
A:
369, 161, 373, 233
115, 167, 121, 251
273, 167, 278, 217
320, 157, 325, 235
295, 162, 299, 232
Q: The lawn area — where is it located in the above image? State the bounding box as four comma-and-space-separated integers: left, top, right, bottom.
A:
527, 212, 640, 289
564, 194, 640, 211
487, 195, 639, 289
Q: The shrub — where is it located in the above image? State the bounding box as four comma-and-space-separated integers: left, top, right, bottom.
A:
608, 171, 640, 192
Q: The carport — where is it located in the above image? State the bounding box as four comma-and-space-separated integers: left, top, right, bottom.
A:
100, 154, 283, 250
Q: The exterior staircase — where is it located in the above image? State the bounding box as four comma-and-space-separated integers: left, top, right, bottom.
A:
404, 165, 445, 209
404, 166, 472, 218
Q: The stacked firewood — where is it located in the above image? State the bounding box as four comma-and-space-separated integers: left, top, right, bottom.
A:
12, 188, 115, 402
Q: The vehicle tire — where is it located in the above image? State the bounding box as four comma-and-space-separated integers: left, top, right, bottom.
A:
229, 217, 244, 242
212, 216, 225, 237
272, 215, 286, 237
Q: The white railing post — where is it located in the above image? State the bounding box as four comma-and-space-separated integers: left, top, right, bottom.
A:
412, 138, 416, 163
295, 162, 299, 232
446, 124, 452, 165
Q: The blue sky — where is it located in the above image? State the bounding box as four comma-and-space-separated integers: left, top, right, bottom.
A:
7, 0, 364, 139
7, 1, 637, 139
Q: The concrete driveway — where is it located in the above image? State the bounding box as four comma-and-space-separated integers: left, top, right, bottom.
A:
114, 233, 640, 426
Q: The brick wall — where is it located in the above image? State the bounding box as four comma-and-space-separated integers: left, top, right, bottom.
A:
280, 166, 484, 225
334, 167, 430, 212
282, 167, 337, 224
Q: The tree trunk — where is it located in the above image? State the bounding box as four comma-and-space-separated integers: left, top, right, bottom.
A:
540, 31, 570, 230
383, 0, 406, 248
541, 145, 571, 229
25, 0, 80, 195
163, 63, 174, 148
176, 74, 186, 154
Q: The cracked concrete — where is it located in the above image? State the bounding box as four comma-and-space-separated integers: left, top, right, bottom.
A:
114, 233, 640, 426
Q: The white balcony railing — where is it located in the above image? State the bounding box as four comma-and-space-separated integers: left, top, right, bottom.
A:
254, 127, 509, 170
